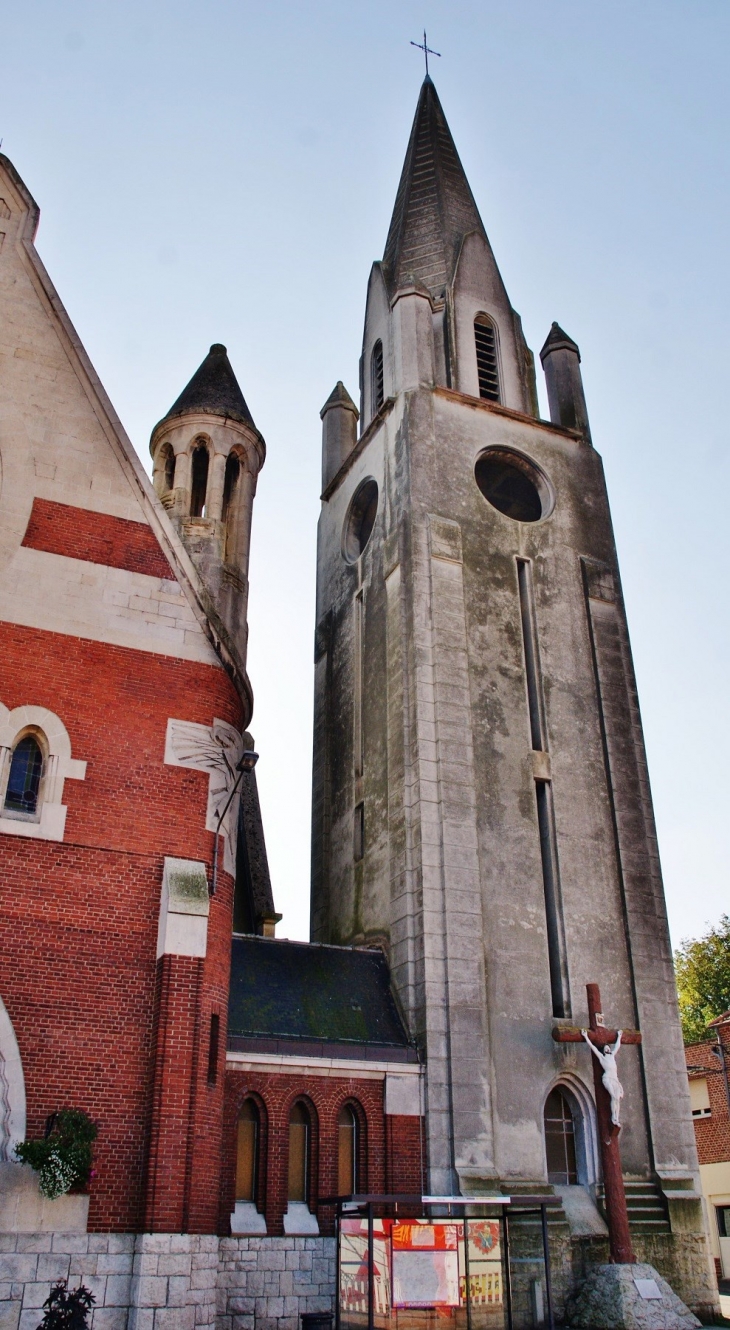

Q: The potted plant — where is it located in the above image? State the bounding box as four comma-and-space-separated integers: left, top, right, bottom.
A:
14, 1109, 97, 1200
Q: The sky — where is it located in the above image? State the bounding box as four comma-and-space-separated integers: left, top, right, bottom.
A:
2, 0, 728, 949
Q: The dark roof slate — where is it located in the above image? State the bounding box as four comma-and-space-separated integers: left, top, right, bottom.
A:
228, 936, 412, 1050
158, 343, 256, 430
382, 77, 488, 299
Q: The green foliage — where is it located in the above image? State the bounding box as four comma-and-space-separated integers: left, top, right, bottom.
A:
37, 1280, 95, 1329
674, 914, 730, 1045
15, 1109, 97, 1200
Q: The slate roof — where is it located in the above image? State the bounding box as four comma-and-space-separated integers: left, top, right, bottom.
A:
228, 936, 417, 1062
382, 77, 488, 300
156, 343, 257, 431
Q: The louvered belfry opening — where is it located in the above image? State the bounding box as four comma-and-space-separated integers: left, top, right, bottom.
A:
371, 340, 384, 413
474, 317, 500, 402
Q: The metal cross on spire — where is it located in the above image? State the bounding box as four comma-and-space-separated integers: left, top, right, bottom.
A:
410, 29, 441, 77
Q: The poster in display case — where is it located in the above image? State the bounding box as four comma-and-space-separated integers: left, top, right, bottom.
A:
391, 1221, 461, 1308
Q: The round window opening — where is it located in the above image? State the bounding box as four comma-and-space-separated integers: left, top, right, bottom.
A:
475, 448, 552, 523
343, 478, 378, 562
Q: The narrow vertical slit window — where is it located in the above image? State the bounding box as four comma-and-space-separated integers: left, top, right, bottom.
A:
164, 446, 176, 493
474, 316, 500, 402
207, 1013, 220, 1085
517, 559, 546, 751
338, 1105, 358, 1196
236, 1099, 259, 1202
536, 780, 571, 1019
354, 591, 364, 777
353, 802, 364, 862
190, 443, 209, 517
288, 1102, 310, 1204
371, 340, 384, 414
222, 452, 240, 544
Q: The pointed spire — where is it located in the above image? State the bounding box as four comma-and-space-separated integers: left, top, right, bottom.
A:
158, 343, 256, 431
382, 78, 488, 299
540, 322, 581, 362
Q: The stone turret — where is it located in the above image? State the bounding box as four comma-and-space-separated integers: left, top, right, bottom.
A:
321, 381, 359, 492
540, 321, 591, 442
150, 343, 265, 670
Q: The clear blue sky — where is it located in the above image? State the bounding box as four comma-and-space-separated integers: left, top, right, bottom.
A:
3, 1, 728, 947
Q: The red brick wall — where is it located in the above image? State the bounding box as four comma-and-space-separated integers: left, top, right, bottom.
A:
685, 1024, 730, 1166
0, 622, 242, 1231
222, 1069, 424, 1236
21, 498, 174, 579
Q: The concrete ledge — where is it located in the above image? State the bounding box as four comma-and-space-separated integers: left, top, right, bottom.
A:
0, 1162, 89, 1234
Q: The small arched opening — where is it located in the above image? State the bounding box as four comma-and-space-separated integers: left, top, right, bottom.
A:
543, 1080, 598, 1189
474, 315, 500, 403
4, 733, 44, 819
285, 1099, 319, 1234
222, 453, 241, 560
190, 442, 210, 517
337, 1103, 360, 1197
544, 1087, 578, 1184
163, 446, 176, 493
371, 340, 384, 415
288, 1101, 310, 1205
236, 1098, 260, 1205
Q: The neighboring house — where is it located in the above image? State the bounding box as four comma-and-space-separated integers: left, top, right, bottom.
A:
685, 1013, 730, 1279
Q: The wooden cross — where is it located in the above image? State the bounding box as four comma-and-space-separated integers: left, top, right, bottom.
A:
552, 983, 641, 1263
410, 30, 441, 77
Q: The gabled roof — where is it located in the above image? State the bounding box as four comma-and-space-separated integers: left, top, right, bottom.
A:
382, 77, 488, 300
228, 936, 416, 1060
156, 343, 256, 432
0, 154, 252, 715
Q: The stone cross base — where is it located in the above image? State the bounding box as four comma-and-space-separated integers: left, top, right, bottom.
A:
567, 1262, 702, 1330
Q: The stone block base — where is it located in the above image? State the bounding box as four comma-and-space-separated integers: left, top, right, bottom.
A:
0, 1232, 335, 1329
566, 1262, 701, 1330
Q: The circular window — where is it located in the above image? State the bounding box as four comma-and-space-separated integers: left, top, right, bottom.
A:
343, 478, 378, 562
474, 448, 552, 523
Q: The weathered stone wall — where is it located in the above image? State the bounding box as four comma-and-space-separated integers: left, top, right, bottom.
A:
0, 1227, 718, 1328
0, 1233, 218, 1330
0, 1234, 335, 1330
217, 1237, 335, 1330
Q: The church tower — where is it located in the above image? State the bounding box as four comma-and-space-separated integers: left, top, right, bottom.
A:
311, 75, 705, 1241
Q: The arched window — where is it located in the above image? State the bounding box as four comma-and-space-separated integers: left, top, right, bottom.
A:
288, 1102, 310, 1204
371, 340, 384, 414
163, 447, 176, 493
222, 453, 240, 559
474, 316, 500, 402
544, 1088, 577, 1185
190, 443, 209, 517
235, 1099, 260, 1204
338, 1104, 359, 1196
4, 735, 43, 817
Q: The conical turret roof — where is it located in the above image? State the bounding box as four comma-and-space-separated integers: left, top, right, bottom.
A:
540, 321, 581, 363
158, 343, 256, 430
382, 77, 488, 299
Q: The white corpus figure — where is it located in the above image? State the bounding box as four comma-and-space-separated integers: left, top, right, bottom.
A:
582, 1029, 624, 1127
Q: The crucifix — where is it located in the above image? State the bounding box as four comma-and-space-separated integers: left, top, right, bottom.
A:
410, 30, 441, 77
552, 983, 642, 1263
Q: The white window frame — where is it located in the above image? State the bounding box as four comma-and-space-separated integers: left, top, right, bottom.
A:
0, 703, 86, 842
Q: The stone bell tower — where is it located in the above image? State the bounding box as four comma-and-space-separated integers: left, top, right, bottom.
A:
150, 343, 265, 697
311, 76, 710, 1295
